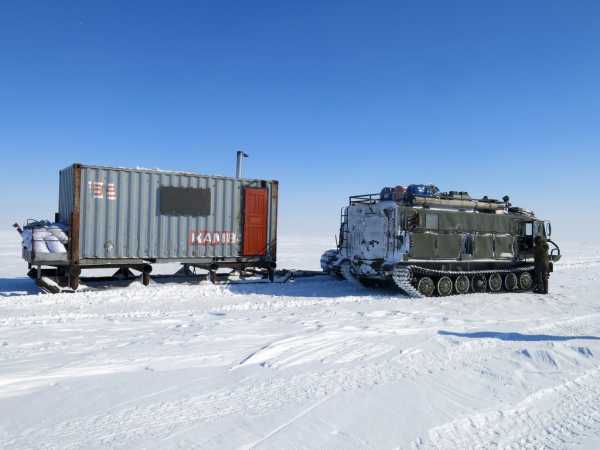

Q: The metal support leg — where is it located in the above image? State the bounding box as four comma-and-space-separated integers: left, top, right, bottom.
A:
69, 266, 81, 290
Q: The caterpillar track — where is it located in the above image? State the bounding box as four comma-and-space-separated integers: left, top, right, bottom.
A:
391, 265, 536, 298
391, 268, 422, 298
322, 249, 540, 297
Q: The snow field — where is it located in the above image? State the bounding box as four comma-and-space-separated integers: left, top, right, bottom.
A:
1, 231, 600, 448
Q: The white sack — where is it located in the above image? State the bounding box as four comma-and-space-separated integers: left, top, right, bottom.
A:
48, 226, 69, 244
34, 240, 50, 253
45, 235, 67, 254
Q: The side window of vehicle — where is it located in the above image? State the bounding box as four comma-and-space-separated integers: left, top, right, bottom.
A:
521, 222, 533, 236
425, 213, 438, 230
407, 210, 419, 230
463, 234, 473, 255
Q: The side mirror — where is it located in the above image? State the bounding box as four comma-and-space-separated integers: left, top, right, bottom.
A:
545, 222, 552, 237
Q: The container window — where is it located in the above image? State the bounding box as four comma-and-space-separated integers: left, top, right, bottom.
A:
159, 187, 211, 216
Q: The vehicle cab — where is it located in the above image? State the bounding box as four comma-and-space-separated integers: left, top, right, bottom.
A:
518, 219, 561, 261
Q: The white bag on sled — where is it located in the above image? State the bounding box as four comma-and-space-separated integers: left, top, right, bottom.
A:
45, 235, 67, 254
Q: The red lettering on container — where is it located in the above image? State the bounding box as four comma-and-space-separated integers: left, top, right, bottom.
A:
189, 231, 238, 245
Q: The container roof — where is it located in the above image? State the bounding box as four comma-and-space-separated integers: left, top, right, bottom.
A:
62, 163, 278, 183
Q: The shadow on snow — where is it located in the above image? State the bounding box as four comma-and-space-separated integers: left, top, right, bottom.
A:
0, 277, 40, 297
438, 330, 600, 342
223, 277, 401, 299
0, 274, 398, 299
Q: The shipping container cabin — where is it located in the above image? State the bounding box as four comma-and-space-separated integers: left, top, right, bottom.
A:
25, 163, 278, 289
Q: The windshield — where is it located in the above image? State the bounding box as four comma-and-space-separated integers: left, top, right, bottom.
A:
533, 221, 545, 237
520, 221, 548, 238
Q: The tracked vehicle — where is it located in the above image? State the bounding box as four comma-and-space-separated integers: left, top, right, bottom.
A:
321, 185, 561, 297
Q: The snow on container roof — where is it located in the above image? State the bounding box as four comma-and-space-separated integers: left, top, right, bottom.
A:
61, 163, 278, 183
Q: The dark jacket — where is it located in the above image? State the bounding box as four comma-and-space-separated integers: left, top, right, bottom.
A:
534, 238, 550, 271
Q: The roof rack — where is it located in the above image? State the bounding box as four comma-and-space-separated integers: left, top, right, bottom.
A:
349, 194, 380, 205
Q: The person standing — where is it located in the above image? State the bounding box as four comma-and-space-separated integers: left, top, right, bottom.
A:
534, 235, 550, 294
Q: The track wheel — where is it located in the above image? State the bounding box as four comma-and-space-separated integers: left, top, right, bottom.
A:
488, 273, 503, 292
519, 272, 533, 290
437, 276, 453, 296
417, 276, 435, 297
454, 275, 470, 295
504, 273, 518, 291
472, 274, 487, 293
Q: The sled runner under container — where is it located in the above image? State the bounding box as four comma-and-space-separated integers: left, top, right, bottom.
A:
22, 163, 278, 290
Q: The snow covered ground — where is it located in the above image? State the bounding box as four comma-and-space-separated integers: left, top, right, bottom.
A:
1, 230, 600, 449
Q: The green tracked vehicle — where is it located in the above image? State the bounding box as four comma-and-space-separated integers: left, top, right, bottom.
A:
320, 185, 561, 297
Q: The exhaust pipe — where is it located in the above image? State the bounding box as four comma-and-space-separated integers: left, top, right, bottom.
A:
235, 150, 248, 179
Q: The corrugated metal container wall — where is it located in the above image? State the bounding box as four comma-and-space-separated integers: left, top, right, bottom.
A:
58, 164, 277, 263
58, 164, 75, 223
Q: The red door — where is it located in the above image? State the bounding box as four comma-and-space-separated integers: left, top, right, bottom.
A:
243, 188, 268, 256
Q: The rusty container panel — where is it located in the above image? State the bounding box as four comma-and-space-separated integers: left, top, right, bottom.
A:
58, 164, 278, 265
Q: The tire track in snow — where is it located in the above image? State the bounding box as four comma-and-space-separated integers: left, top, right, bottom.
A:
238, 394, 335, 450
419, 367, 600, 449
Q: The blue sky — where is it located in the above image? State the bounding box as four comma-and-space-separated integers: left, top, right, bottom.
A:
1, 1, 599, 238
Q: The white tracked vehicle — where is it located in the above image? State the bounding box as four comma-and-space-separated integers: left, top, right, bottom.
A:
321, 185, 561, 297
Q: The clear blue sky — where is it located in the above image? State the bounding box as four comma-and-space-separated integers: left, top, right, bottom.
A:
1, 1, 599, 239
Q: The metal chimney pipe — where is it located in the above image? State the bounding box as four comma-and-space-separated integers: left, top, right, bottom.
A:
235, 150, 248, 179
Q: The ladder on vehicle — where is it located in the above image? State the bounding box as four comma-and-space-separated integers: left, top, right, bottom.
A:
338, 207, 350, 257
